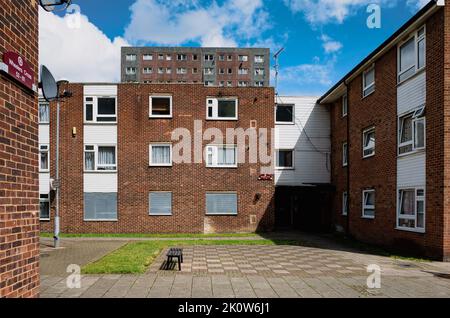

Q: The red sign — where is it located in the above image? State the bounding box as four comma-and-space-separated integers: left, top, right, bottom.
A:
1, 52, 35, 91
258, 174, 274, 181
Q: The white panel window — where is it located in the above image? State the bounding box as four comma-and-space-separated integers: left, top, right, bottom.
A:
40, 194, 50, 220
219, 55, 225, 61
342, 94, 348, 117
149, 95, 172, 118
362, 189, 375, 219
204, 54, 214, 61
158, 67, 164, 74
397, 188, 425, 232
362, 127, 375, 158
177, 54, 187, 61
149, 192, 172, 216
143, 54, 153, 61
363, 65, 375, 97
204, 81, 214, 87
126, 54, 136, 61
206, 193, 238, 215
342, 142, 348, 167
177, 68, 187, 74
255, 81, 264, 87
39, 144, 49, 172
149, 144, 172, 167
275, 104, 294, 124
166, 55, 172, 61
398, 107, 426, 155
206, 98, 238, 120
206, 145, 237, 168
125, 67, 136, 75
238, 55, 248, 62
238, 81, 248, 87
158, 54, 164, 60
342, 192, 348, 216
143, 67, 152, 74
84, 145, 117, 172
39, 101, 50, 123
275, 150, 294, 170
255, 68, 264, 76
254, 55, 264, 63
84, 96, 117, 123
227, 55, 233, 61
398, 26, 426, 83
238, 68, 249, 75
166, 68, 172, 74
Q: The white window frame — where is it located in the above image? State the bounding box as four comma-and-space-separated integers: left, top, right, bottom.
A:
238, 68, 249, 75
362, 65, 375, 98
166, 68, 172, 74
254, 55, 264, 63
149, 95, 173, 118
398, 108, 426, 156
238, 55, 248, 62
342, 94, 348, 117
39, 194, 50, 221
204, 81, 214, 87
205, 145, 238, 168
204, 68, 214, 75
177, 54, 187, 61
39, 101, 50, 124
238, 81, 248, 87
84, 96, 117, 124
362, 189, 375, 219
125, 54, 136, 62
255, 81, 264, 87
125, 67, 136, 75
158, 54, 164, 60
166, 54, 172, 61
396, 188, 426, 233
362, 127, 376, 158
206, 97, 238, 121
176, 67, 187, 74
275, 149, 295, 170
149, 143, 173, 167
143, 67, 152, 74
275, 104, 295, 125
204, 54, 214, 61
254, 68, 264, 76
398, 25, 426, 84
84, 144, 117, 172
342, 142, 348, 167
39, 144, 50, 172
342, 192, 348, 216
143, 54, 153, 61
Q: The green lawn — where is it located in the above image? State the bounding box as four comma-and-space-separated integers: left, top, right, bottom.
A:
41, 232, 260, 239
81, 239, 298, 274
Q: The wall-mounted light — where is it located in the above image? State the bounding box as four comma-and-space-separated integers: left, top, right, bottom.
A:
72, 127, 77, 138
39, 0, 72, 12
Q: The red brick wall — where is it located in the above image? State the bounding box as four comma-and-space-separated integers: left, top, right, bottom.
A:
41, 84, 275, 234
328, 8, 448, 260
0, 0, 40, 298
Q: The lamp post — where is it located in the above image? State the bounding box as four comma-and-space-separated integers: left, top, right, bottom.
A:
53, 80, 72, 248
39, 0, 72, 12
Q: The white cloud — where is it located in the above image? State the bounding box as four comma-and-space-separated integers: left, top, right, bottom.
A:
406, 0, 430, 10
39, 8, 128, 82
320, 34, 343, 54
283, 0, 397, 25
124, 0, 271, 47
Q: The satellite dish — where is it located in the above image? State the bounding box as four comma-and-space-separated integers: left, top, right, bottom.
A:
39, 0, 72, 12
39, 65, 58, 102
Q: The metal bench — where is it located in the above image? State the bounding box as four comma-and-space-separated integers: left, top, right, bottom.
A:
166, 248, 183, 271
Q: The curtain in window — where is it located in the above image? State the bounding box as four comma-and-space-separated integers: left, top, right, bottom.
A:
218, 147, 236, 165
152, 146, 170, 164
98, 147, 116, 170
401, 116, 413, 143
84, 193, 117, 220
401, 190, 415, 215
39, 103, 50, 122
40, 151, 48, 170
149, 192, 172, 215
206, 193, 238, 215
85, 152, 95, 170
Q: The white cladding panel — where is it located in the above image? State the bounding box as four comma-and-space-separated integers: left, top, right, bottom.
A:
275, 96, 331, 186
39, 125, 50, 145
84, 173, 118, 192
84, 125, 117, 144
83, 85, 117, 96
397, 153, 426, 188
39, 173, 50, 194
397, 72, 426, 115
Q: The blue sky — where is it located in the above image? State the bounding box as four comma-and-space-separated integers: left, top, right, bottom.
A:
40, 0, 429, 96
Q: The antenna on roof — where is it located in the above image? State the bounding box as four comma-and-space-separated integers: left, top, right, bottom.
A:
273, 47, 285, 98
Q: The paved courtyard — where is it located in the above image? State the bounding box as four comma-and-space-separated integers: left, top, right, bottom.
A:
39, 234, 450, 298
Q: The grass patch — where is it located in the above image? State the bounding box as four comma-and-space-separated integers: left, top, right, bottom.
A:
40, 232, 260, 239
81, 239, 298, 274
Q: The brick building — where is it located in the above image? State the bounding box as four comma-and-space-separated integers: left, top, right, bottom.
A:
39, 84, 275, 234
0, 1, 40, 297
319, 1, 450, 261
121, 47, 270, 88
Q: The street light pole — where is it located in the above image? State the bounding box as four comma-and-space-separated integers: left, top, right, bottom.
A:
54, 98, 61, 248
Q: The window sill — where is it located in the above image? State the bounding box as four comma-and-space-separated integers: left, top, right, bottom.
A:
275, 122, 295, 125
39, 122, 50, 125
84, 219, 118, 222
39, 170, 50, 173
149, 164, 173, 167
363, 153, 375, 159
149, 116, 173, 119
84, 122, 117, 125
206, 214, 238, 216
40, 218, 50, 222
149, 214, 172, 217
395, 227, 425, 234
275, 167, 295, 171
206, 118, 238, 121
84, 170, 117, 174
362, 89, 375, 100
397, 148, 425, 158
361, 216, 375, 220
